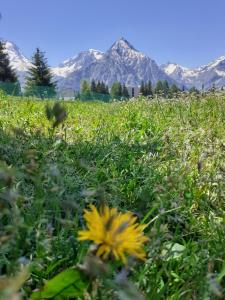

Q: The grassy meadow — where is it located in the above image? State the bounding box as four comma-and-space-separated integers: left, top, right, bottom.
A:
0, 93, 225, 299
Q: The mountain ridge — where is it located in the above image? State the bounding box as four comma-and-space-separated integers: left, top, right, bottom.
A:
161, 56, 225, 89
56, 37, 176, 96
1, 37, 225, 93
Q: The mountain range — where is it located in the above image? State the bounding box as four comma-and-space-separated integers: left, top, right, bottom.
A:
162, 57, 225, 90
1, 37, 225, 95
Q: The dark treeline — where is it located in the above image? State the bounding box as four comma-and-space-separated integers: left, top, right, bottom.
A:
78, 80, 130, 101
90, 80, 109, 95
140, 80, 153, 96
78, 79, 182, 101
144, 80, 181, 98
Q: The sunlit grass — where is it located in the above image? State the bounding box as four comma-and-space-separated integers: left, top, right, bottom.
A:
0, 94, 224, 299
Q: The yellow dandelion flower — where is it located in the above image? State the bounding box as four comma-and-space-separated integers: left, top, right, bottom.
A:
78, 205, 148, 264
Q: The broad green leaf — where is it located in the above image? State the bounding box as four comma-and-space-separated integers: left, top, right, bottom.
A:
161, 242, 185, 261
31, 268, 88, 299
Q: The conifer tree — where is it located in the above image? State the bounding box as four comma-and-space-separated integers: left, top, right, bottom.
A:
111, 82, 122, 99
146, 80, 153, 96
210, 83, 216, 93
170, 84, 180, 97
122, 84, 129, 98
140, 81, 145, 95
118, 82, 122, 97
162, 80, 170, 97
0, 41, 21, 95
96, 81, 102, 93
80, 80, 91, 100
91, 79, 96, 92
81, 80, 90, 93
105, 85, 109, 95
189, 86, 199, 94
155, 80, 164, 95
24, 48, 56, 98
100, 81, 106, 94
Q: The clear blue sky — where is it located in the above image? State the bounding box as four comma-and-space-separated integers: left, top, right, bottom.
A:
1, 0, 225, 68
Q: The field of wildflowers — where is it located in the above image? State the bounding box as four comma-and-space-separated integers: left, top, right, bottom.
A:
0, 93, 224, 299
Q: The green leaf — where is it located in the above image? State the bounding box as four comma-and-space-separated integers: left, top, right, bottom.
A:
31, 268, 88, 299
218, 263, 225, 282
161, 243, 186, 261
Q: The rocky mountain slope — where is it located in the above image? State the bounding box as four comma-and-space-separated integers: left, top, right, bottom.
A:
55, 38, 175, 96
2, 37, 225, 93
162, 56, 225, 90
0, 39, 32, 86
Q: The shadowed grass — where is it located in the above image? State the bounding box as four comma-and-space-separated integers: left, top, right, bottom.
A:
0, 95, 224, 299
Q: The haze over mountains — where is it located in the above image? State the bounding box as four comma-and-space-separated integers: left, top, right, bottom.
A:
2, 37, 225, 95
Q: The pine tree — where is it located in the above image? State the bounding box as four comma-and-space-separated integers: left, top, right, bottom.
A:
122, 84, 129, 98
100, 81, 106, 94
81, 80, 90, 93
162, 80, 170, 97
111, 82, 122, 99
118, 82, 122, 97
91, 79, 96, 92
96, 81, 102, 93
189, 86, 199, 94
170, 84, 180, 97
0, 41, 21, 95
155, 80, 163, 95
80, 80, 91, 100
140, 81, 145, 96
105, 85, 109, 95
146, 80, 153, 96
24, 48, 56, 98
210, 83, 216, 93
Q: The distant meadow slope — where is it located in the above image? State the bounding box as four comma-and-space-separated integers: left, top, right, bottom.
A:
0, 94, 225, 299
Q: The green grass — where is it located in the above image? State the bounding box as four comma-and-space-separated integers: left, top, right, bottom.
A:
0, 95, 225, 299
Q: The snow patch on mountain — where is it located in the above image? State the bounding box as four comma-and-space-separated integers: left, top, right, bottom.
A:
52, 49, 104, 78
0, 39, 32, 86
161, 57, 225, 90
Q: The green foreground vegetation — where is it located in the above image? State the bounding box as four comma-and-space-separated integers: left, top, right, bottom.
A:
0, 94, 225, 299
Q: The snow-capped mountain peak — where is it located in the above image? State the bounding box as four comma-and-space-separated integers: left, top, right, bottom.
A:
106, 37, 147, 65
110, 37, 137, 52
52, 49, 104, 78
0, 38, 32, 85
56, 37, 176, 95
204, 55, 225, 70
88, 49, 104, 60
162, 56, 225, 89
1, 40, 31, 72
162, 62, 189, 75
